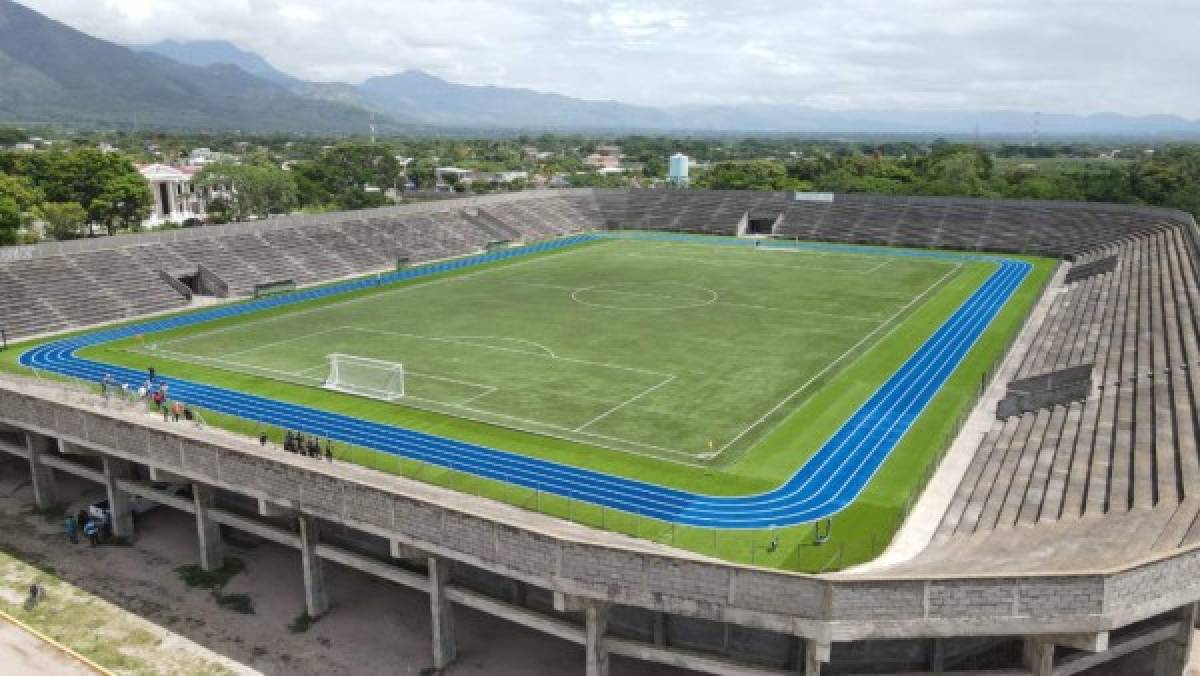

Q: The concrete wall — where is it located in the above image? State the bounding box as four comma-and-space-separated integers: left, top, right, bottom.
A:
5, 377, 1200, 648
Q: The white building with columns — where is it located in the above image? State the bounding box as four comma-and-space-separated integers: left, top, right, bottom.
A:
137, 164, 208, 228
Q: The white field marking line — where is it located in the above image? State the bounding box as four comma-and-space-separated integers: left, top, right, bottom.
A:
144, 324, 709, 463
710, 261, 964, 458
139, 346, 327, 385
511, 279, 881, 322
456, 386, 499, 406
624, 251, 891, 275
573, 374, 677, 432
222, 327, 346, 357
157, 243, 600, 347
443, 335, 557, 358
716, 300, 882, 322
862, 258, 893, 275
405, 369, 496, 392
342, 327, 674, 378
393, 388, 707, 463
294, 364, 329, 377
570, 285, 719, 311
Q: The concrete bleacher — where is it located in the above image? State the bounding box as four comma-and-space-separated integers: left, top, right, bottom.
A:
608, 189, 1187, 258
933, 224, 1200, 555
0, 190, 607, 339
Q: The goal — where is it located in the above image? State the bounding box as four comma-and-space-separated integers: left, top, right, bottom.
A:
323, 353, 406, 401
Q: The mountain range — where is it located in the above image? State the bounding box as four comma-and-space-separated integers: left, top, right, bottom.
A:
3, 0, 1199, 136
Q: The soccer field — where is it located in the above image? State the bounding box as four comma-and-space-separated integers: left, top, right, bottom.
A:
119, 238, 965, 464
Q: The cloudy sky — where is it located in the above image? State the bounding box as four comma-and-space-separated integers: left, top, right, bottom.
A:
20, 0, 1200, 116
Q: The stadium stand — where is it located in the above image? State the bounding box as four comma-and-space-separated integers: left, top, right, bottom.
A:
935, 225, 1200, 553
0, 191, 606, 338
3, 187, 1200, 674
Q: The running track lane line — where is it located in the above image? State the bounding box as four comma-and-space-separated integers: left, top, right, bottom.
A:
19, 234, 1030, 529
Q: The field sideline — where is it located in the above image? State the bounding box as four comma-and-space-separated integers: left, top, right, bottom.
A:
4, 233, 1055, 570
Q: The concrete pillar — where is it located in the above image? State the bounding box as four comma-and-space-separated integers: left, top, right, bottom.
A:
929, 637, 946, 672
193, 484, 223, 572
24, 433, 57, 510
298, 516, 328, 617
1022, 638, 1055, 676
803, 640, 830, 676
101, 456, 134, 538
428, 557, 457, 670
584, 601, 610, 676
652, 612, 667, 647
1154, 604, 1197, 676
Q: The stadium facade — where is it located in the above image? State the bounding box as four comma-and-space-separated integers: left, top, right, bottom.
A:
1, 188, 1199, 675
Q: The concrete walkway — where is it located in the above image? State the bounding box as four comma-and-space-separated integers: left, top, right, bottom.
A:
0, 617, 98, 676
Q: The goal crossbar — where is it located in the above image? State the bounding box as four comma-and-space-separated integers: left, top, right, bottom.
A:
324, 353, 406, 401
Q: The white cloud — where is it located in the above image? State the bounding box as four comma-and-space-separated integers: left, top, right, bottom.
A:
17, 0, 1200, 116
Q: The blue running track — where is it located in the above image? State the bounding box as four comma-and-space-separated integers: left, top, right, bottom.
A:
19, 233, 1030, 529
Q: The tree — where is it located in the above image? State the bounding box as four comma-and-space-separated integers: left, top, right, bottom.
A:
197, 163, 297, 221
0, 197, 19, 245
695, 160, 789, 191
292, 142, 402, 209
92, 172, 152, 235
36, 201, 87, 240
0, 171, 39, 245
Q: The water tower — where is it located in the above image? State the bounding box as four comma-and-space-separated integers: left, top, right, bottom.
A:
668, 153, 689, 186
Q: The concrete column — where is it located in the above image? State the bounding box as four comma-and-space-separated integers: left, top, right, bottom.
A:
929, 637, 946, 672
101, 456, 134, 538
652, 612, 667, 647
298, 516, 328, 617
23, 433, 57, 510
1154, 604, 1197, 676
193, 484, 223, 572
804, 639, 830, 676
1022, 638, 1055, 676
428, 557, 457, 670
584, 601, 610, 676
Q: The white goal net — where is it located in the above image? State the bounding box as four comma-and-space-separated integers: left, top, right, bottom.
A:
324, 353, 406, 401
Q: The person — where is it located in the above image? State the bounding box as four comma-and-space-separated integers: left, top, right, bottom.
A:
75, 509, 88, 531
324, 439, 333, 462
309, 437, 320, 458
284, 430, 294, 452
162, 398, 170, 421
259, 433, 269, 447
64, 514, 78, 544
172, 401, 183, 422
83, 518, 99, 547
101, 374, 114, 398
160, 382, 170, 399
24, 583, 42, 611
183, 406, 193, 423
148, 366, 156, 382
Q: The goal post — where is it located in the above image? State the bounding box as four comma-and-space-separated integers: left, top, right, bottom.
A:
324, 353, 406, 401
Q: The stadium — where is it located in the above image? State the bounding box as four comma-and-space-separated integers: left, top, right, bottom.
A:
2, 188, 1199, 675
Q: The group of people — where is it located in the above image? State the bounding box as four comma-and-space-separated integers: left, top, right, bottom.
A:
284, 430, 334, 462
100, 368, 194, 425
64, 508, 108, 548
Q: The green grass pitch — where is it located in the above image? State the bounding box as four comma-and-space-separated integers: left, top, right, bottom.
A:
11, 235, 1055, 571
106, 238, 964, 464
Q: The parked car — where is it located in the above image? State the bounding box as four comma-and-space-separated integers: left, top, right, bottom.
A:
87, 482, 192, 522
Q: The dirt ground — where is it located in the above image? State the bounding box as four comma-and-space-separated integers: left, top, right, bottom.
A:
0, 456, 691, 675
0, 618, 98, 676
